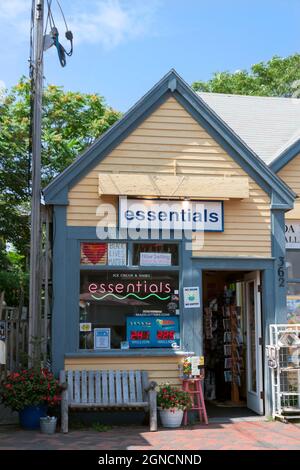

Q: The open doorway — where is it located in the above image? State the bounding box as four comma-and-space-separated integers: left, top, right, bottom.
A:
203, 270, 264, 418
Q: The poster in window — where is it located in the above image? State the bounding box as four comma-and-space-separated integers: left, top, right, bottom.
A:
287, 296, 300, 323
183, 287, 200, 308
94, 328, 111, 350
80, 243, 107, 265
126, 316, 180, 348
140, 252, 171, 266
108, 243, 127, 266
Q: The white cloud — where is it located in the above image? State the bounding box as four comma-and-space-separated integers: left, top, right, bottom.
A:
0, 0, 29, 19
0, 1, 159, 50
0, 0, 31, 40
62, 0, 160, 49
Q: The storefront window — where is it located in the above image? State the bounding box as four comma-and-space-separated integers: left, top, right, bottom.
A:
79, 270, 180, 350
80, 242, 127, 266
286, 250, 300, 279
286, 250, 300, 323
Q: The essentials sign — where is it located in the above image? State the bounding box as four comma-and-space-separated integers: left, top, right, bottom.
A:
119, 198, 223, 231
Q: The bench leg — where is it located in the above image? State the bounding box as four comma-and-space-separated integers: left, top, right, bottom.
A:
61, 389, 69, 433
149, 389, 157, 431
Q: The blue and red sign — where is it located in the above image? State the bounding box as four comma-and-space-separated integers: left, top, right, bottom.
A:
126, 316, 180, 348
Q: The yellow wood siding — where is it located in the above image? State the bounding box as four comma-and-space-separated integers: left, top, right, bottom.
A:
278, 153, 300, 220
67, 97, 271, 257
64, 356, 182, 385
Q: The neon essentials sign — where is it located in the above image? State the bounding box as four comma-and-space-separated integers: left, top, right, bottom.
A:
88, 280, 172, 301
119, 198, 223, 231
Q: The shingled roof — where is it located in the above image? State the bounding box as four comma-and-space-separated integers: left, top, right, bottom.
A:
198, 92, 300, 165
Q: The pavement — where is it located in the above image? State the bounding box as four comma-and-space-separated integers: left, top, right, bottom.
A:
0, 420, 300, 450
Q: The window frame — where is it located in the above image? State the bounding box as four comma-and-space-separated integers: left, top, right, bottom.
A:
78, 239, 181, 352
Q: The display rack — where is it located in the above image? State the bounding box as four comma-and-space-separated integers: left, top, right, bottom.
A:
223, 305, 243, 403
267, 324, 300, 422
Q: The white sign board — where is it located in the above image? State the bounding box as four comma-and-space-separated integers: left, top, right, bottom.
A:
286, 222, 300, 248
108, 243, 127, 266
119, 198, 223, 232
94, 328, 111, 350
183, 287, 200, 308
191, 356, 201, 376
140, 252, 172, 266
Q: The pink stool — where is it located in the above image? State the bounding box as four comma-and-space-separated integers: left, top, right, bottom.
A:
181, 377, 208, 425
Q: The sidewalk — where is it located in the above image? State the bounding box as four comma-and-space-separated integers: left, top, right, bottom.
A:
0, 420, 300, 450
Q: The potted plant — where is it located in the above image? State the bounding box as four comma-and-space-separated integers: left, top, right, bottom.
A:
182, 357, 192, 378
157, 384, 192, 428
0, 368, 62, 430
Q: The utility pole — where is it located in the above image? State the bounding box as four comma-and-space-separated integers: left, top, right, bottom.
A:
28, 0, 44, 367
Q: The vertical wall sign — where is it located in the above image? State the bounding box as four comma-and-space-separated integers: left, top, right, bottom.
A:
183, 287, 201, 308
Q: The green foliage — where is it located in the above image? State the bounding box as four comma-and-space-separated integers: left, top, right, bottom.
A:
0, 240, 28, 306
157, 384, 192, 411
0, 368, 63, 412
91, 422, 112, 432
0, 78, 120, 252
192, 54, 300, 97
0, 77, 121, 305
41, 82, 121, 182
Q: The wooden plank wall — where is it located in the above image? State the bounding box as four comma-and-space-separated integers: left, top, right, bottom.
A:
64, 356, 182, 385
67, 97, 271, 257
278, 153, 300, 220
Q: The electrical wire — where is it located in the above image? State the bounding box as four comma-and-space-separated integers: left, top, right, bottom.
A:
45, 0, 73, 67
55, 0, 68, 31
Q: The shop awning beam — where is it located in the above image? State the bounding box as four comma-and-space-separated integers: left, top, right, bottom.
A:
98, 173, 250, 199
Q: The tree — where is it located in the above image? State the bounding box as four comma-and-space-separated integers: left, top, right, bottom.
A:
0, 78, 121, 307
192, 54, 300, 97
0, 78, 121, 257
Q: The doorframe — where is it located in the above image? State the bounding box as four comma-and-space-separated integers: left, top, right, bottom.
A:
192, 257, 276, 416
244, 271, 264, 415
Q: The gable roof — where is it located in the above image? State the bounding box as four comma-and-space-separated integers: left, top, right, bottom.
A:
198, 92, 300, 166
44, 70, 295, 209
270, 138, 300, 173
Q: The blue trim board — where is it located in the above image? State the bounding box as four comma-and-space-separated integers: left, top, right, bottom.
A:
65, 350, 195, 358
51, 206, 67, 372
271, 209, 288, 323
271, 139, 300, 173
43, 69, 295, 209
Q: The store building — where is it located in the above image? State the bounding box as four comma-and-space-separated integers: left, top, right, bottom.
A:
44, 70, 299, 417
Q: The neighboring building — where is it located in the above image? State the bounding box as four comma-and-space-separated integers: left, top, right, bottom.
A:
44, 70, 300, 417
198, 91, 300, 326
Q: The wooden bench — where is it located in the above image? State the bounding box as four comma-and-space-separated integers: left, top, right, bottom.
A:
59, 370, 157, 432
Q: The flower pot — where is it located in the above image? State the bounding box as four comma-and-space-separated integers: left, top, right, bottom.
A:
19, 404, 47, 430
159, 408, 184, 428
40, 416, 57, 434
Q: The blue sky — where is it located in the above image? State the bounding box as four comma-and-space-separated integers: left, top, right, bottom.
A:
1, 0, 300, 111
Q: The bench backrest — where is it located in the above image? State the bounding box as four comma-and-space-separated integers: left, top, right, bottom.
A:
59, 370, 149, 405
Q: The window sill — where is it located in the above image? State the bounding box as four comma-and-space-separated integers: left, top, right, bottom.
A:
65, 349, 194, 358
